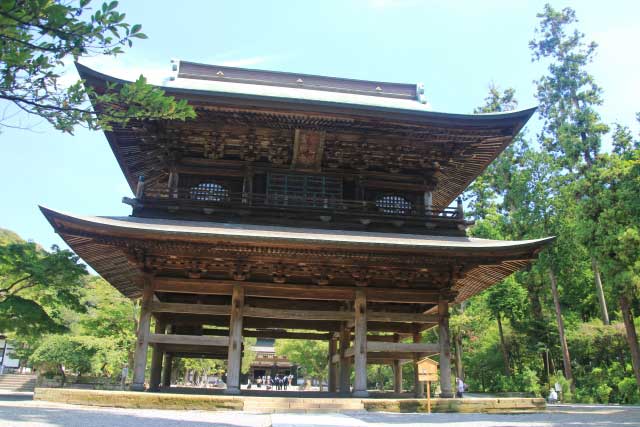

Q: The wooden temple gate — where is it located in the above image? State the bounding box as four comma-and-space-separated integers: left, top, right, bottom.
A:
41, 61, 552, 398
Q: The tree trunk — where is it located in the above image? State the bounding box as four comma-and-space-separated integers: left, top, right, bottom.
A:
454, 333, 464, 380
619, 294, 640, 389
549, 269, 574, 390
591, 258, 610, 325
496, 315, 511, 377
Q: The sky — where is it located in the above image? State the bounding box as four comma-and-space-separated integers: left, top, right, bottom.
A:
1, 0, 639, 252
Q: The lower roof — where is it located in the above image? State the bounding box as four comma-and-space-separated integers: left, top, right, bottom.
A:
40, 206, 553, 303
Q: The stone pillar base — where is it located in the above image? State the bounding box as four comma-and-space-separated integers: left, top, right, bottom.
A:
352, 390, 369, 398
224, 387, 241, 395
440, 392, 454, 398
129, 384, 145, 392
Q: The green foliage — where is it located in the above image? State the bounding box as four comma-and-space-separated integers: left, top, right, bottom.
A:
276, 339, 328, 382
0, 0, 195, 133
30, 334, 120, 384
0, 242, 87, 335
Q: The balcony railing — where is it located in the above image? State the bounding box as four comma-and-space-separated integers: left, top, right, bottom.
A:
131, 187, 465, 224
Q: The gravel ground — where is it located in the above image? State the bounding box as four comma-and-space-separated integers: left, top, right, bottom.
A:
1, 393, 639, 427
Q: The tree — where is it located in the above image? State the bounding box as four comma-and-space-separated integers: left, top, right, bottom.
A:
530, 4, 609, 170
76, 276, 137, 373
575, 125, 640, 389
0, 241, 87, 336
30, 334, 115, 386
276, 339, 328, 389
0, 0, 195, 133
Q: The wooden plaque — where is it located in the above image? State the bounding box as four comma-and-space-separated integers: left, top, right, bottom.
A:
417, 357, 438, 382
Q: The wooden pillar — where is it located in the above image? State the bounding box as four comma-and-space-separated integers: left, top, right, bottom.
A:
131, 279, 154, 391
353, 289, 368, 397
339, 322, 351, 394
162, 353, 173, 388
424, 191, 433, 215
225, 285, 245, 395
168, 169, 179, 198
438, 297, 453, 398
393, 334, 402, 393
148, 319, 166, 392
328, 336, 338, 393
413, 328, 424, 398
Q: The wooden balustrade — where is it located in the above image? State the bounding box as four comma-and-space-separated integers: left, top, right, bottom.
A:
137, 188, 463, 221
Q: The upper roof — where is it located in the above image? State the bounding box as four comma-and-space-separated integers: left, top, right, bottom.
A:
77, 62, 536, 207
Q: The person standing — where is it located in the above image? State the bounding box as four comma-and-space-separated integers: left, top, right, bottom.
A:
120, 365, 128, 390
456, 377, 465, 398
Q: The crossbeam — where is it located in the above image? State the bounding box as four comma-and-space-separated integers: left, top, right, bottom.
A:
153, 301, 438, 323
147, 333, 229, 347
366, 341, 439, 353
154, 277, 442, 304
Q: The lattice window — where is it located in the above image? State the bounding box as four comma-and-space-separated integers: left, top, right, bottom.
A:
189, 182, 229, 202
266, 173, 342, 208
375, 195, 413, 215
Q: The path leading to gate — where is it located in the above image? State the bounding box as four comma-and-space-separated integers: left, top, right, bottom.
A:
1, 393, 639, 427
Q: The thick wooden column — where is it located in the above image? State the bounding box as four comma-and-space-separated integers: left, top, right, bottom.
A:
148, 319, 166, 391
353, 289, 368, 397
328, 336, 338, 392
339, 322, 351, 393
393, 334, 402, 393
225, 285, 245, 395
438, 298, 453, 398
131, 279, 154, 391
412, 328, 424, 397
162, 353, 173, 388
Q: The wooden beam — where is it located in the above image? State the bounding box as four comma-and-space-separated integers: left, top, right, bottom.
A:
367, 341, 439, 353
163, 313, 419, 333
152, 301, 437, 323
148, 333, 229, 347
154, 277, 441, 304
151, 301, 231, 316
202, 329, 331, 341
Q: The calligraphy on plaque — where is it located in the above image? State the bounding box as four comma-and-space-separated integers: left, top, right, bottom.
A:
292, 129, 325, 171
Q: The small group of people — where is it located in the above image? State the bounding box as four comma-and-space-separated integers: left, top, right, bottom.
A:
252, 374, 294, 390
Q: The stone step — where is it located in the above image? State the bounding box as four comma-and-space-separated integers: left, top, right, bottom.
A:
243, 397, 364, 413
0, 374, 37, 391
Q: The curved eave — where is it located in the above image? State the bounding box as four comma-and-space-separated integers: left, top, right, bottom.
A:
41, 206, 554, 256
76, 63, 536, 131
40, 206, 553, 301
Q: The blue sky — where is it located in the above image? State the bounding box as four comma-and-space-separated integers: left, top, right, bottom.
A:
1, 0, 639, 251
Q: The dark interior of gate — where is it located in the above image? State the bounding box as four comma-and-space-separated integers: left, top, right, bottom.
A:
40, 61, 553, 397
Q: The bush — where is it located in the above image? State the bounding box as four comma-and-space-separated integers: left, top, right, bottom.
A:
617, 377, 640, 404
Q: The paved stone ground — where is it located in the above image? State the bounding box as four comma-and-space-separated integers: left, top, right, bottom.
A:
1, 393, 639, 426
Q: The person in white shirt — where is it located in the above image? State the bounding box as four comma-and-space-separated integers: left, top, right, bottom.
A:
456, 377, 465, 398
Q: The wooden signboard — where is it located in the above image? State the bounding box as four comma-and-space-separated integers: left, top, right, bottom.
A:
417, 357, 438, 382
417, 357, 438, 413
